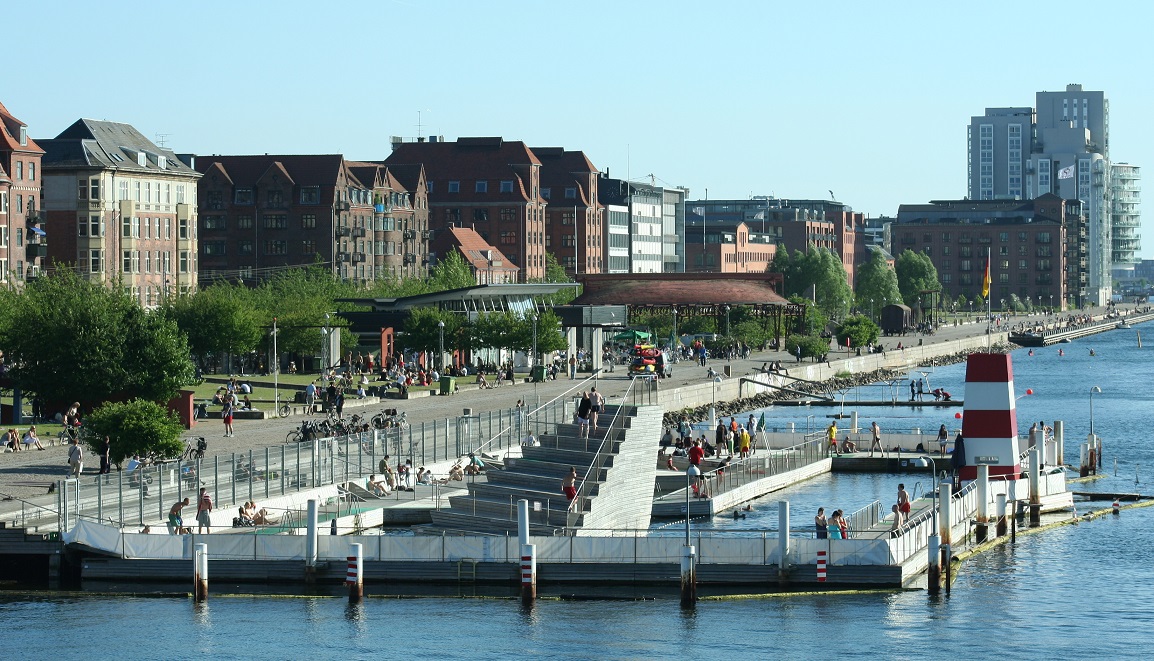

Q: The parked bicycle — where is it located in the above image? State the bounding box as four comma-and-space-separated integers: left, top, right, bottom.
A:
182, 436, 208, 461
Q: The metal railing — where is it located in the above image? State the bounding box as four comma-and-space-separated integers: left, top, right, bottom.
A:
659, 438, 824, 504
565, 378, 644, 528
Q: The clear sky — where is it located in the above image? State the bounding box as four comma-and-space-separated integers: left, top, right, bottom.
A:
7, 0, 1153, 257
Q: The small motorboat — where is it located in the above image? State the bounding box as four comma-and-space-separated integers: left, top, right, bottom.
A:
1117, 321, 1132, 329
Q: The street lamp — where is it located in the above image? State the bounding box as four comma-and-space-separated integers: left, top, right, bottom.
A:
437, 320, 445, 372
1050, 294, 1054, 313
1089, 386, 1102, 436
969, 300, 973, 317
870, 298, 875, 321
724, 305, 731, 362
531, 314, 539, 408
708, 375, 722, 429
671, 307, 679, 362
1000, 298, 1006, 314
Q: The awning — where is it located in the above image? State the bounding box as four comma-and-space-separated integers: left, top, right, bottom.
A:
30, 226, 46, 236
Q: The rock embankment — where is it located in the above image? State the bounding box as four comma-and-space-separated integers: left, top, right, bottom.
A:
662, 342, 1016, 428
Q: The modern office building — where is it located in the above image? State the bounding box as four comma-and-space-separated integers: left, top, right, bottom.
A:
39, 119, 200, 302
1111, 163, 1141, 279
597, 176, 684, 274
0, 100, 45, 286
968, 84, 1134, 304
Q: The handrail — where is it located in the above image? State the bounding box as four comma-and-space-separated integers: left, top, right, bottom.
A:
469, 371, 604, 459
659, 438, 823, 502
565, 377, 640, 527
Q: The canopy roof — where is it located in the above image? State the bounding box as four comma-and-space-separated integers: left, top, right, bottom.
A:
572, 273, 788, 307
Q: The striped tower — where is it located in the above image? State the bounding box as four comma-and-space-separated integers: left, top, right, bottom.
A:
959, 353, 1022, 482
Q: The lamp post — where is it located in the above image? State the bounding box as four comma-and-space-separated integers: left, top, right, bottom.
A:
1089, 386, 1102, 436
969, 300, 973, 317
724, 305, 731, 362
1000, 298, 1006, 315
271, 317, 279, 414
437, 320, 445, 372
708, 375, 722, 429
870, 298, 875, 322
671, 307, 679, 363
1050, 294, 1054, 313
532, 314, 539, 408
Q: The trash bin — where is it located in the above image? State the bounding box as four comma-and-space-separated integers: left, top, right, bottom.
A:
531, 365, 547, 383
723, 365, 732, 378
439, 376, 456, 395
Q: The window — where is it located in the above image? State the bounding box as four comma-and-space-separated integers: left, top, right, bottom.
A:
15, 228, 21, 247
1018, 232, 1027, 242
179, 251, 189, 273
960, 259, 972, 272
235, 188, 254, 205
1000, 260, 1009, 270
264, 240, 288, 255
90, 215, 102, 237
561, 212, 574, 226
301, 214, 317, 229
202, 241, 227, 256
1019, 259, 1027, 270
235, 215, 253, 230
923, 233, 932, 243
499, 231, 517, 245
179, 218, 189, 239
564, 187, 576, 199
447, 181, 460, 193
144, 251, 151, 273
78, 217, 88, 237
237, 240, 253, 255
562, 235, 576, 247
541, 187, 551, 200
999, 273, 1009, 284
176, 184, 186, 204
500, 180, 513, 193
999, 246, 1008, 256
78, 179, 88, 200
0, 191, 6, 213
941, 246, 950, 256
445, 208, 461, 223
999, 232, 1009, 242
204, 215, 227, 230
15, 162, 22, 180
473, 209, 488, 222
1036, 232, 1051, 244
134, 181, 141, 202
300, 187, 320, 205
28, 163, 35, 180
263, 214, 287, 229
90, 250, 103, 273
475, 181, 488, 193
426, 181, 434, 194
922, 247, 932, 257
267, 189, 284, 207
301, 240, 317, 255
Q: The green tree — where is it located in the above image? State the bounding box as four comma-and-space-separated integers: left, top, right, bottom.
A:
253, 266, 358, 356
428, 250, 476, 291
84, 399, 185, 465
835, 315, 880, 350
772, 247, 852, 320
401, 307, 472, 358
0, 270, 194, 406
955, 294, 968, 311
894, 249, 942, 309
164, 283, 263, 367
854, 250, 903, 313
534, 253, 579, 305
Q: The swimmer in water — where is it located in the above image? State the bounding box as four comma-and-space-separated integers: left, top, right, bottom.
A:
1058, 348, 1064, 356
1028, 349, 1034, 356
1089, 348, 1096, 356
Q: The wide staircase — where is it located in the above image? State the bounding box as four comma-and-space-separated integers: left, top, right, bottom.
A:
426, 400, 663, 536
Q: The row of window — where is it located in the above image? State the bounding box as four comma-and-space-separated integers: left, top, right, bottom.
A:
916, 230, 1053, 244
940, 259, 1054, 271
207, 187, 420, 210
78, 178, 188, 205
431, 180, 518, 195
120, 250, 173, 275
924, 245, 1054, 258
201, 240, 413, 257
76, 250, 192, 274
9, 160, 35, 181
0, 192, 37, 215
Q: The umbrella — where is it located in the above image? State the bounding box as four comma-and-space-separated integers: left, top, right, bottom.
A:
614, 329, 652, 343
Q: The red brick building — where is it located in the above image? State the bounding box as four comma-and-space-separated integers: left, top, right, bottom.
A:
0, 100, 45, 285
430, 225, 519, 284
683, 220, 777, 273
532, 147, 603, 276
385, 137, 546, 281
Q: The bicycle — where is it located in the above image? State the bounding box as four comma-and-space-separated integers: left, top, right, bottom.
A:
182, 437, 208, 461
278, 401, 290, 418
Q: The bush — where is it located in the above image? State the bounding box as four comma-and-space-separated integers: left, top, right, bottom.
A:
835, 315, 880, 349
84, 399, 185, 465
785, 334, 832, 361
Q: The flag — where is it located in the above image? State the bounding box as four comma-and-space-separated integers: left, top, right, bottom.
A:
752, 211, 765, 220
757, 413, 766, 431
1058, 164, 1075, 180
692, 207, 705, 217
981, 258, 991, 298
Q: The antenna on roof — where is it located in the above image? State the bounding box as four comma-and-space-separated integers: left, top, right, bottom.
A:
155, 133, 170, 149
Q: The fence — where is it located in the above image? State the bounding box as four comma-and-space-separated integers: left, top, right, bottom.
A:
658, 438, 825, 504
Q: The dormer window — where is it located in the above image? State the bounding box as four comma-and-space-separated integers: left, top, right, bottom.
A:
564, 187, 577, 199
18, 126, 27, 146
137, 152, 147, 167
448, 181, 460, 193
158, 156, 167, 170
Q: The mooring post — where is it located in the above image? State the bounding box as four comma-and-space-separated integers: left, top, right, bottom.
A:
305, 498, 318, 577
942, 543, 952, 595
517, 499, 535, 607
1097, 435, 1104, 469
1087, 435, 1097, 476
851, 411, 858, 434
938, 482, 952, 548
927, 533, 941, 595
1028, 447, 1041, 527
995, 493, 1008, 537
778, 500, 790, 578
975, 464, 989, 543
346, 542, 363, 603
680, 545, 696, 609
1054, 420, 1064, 467
194, 542, 208, 603
1080, 442, 1089, 478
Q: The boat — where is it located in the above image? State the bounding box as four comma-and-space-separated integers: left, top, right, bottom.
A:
1117, 321, 1132, 329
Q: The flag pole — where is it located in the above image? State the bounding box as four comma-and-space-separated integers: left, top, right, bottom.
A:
985, 247, 992, 352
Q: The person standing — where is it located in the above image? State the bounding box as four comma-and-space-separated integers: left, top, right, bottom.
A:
562, 467, 578, 503
715, 419, 728, 456
304, 381, 317, 416
917, 379, 925, 401
99, 435, 111, 474
196, 487, 213, 534
576, 391, 592, 439
909, 380, 916, 402
897, 483, 911, 524
936, 424, 949, 456
589, 387, 605, 432
67, 437, 84, 477
335, 388, 346, 418
168, 497, 190, 535
827, 421, 839, 456
222, 397, 235, 438
869, 421, 883, 457
815, 507, 828, 539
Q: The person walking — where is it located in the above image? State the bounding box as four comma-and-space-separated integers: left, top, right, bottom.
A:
305, 381, 317, 415
827, 421, 839, 456
67, 437, 84, 477
568, 355, 577, 380
562, 467, 578, 503
869, 421, 883, 457
196, 487, 213, 534
99, 435, 111, 474
222, 398, 235, 438
576, 391, 592, 439
897, 483, 911, 524
589, 387, 605, 432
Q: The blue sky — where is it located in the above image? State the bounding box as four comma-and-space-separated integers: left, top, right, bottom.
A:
8, 0, 1153, 257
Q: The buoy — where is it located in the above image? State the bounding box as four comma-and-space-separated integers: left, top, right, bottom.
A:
1113, 500, 1120, 515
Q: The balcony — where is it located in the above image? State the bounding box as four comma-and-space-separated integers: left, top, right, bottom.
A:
403, 253, 417, 265
335, 201, 351, 212
403, 229, 416, 240
335, 226, 351, 237
353, 252, 367, 263
352, 227, 367, 238
26, 212, 45, 224
337, 252, 351, 263
26, 243, 48, 259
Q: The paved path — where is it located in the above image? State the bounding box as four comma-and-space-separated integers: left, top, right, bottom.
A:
0, 308, 1105, 506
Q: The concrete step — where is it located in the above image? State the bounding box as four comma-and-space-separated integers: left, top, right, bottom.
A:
444, 494, 574, 525
426, 509, 573, 536
503, 457, 610, 480
485, 470, 604, 492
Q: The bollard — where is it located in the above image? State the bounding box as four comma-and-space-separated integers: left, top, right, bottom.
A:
1028, 448, 1041, 527
194, 543, 208, 602
1080, 443, 1089, 478
927, 534, 940, 595
346, 542, 363, 603
816, 549, 827, 583
942, 543, 952, 595
938, 482, 952, 548
305, 499, 318, 576
1113, 499, 1121, 516
975, 464, 989, 543
1097, 436, 1104, 469
1054, 420, 1064, 467
680, 545, 697, 609
521, 543, 537, 607
778, 501, 790, 577
995, 493, 1008, 537
851, 411, 858, 434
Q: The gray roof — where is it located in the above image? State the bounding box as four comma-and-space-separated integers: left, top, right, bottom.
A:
38, 118, 199, 176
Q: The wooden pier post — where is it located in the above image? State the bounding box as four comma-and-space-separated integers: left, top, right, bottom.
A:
995, 493, 1008, 537
975, 464, 989, 543
680, 545, 696, 609
517, 499, 535, 607
305, 498, 318, 579
778, 500, 790, 579
938, 483, 952, 548
1028, 447, 1041, 527
1080, 443, 1089, 478
346, 542, 363, 603
193, 543, 208, 603
927, 533, 940, 595
942, 543, 952, 595
1054, 420, 1064, 467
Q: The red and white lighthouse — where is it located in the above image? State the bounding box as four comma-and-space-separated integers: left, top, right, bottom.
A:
959, 352, 1022, 481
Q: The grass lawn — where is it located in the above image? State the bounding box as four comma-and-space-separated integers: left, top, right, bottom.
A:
182, 371, 516, 402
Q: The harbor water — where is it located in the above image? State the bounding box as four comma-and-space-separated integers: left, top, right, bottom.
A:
5, 327, 1153, 659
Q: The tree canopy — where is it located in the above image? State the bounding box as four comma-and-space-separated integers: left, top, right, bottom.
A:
894, 249, 942, 309
84, 398, 186, 465
771, 246, 852, 321
835, 315, 880, 350
854, 249, 903, 313
0, 270, 194, 407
